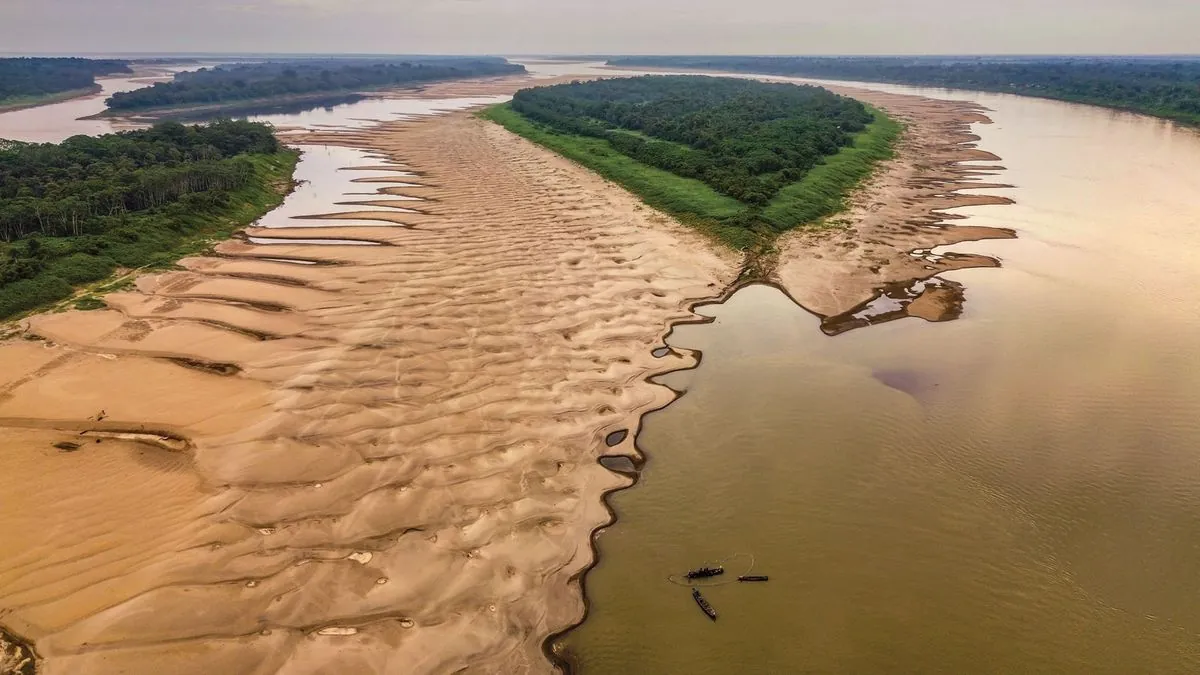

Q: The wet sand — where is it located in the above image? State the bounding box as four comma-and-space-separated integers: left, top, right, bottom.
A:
0, 69, 1009, 674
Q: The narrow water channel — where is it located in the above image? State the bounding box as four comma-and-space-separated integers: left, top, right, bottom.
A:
564, 83, 1200, 673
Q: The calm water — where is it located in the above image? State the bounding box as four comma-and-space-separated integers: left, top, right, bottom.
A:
565, 85, 1200, 672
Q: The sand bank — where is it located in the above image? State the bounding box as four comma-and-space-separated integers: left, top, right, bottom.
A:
774, 86, 1013, 331
0, 74, 737, 674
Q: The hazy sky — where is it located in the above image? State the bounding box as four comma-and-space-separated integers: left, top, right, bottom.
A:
1, 0, 1197, 56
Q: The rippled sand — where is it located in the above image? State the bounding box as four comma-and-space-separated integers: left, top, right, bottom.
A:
776, 87, 1014, 330
0, 70, 1010, 674
0, 82, 737, 673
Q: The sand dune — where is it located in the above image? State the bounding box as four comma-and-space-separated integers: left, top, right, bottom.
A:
0, 82, 737, 674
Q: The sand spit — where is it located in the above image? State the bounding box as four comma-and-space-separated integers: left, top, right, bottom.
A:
774, 87, 1014, 332
0, 85, 738, 674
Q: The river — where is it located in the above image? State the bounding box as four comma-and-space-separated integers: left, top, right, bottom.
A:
2, 64, 1199, 674
564, 81, 1200, 672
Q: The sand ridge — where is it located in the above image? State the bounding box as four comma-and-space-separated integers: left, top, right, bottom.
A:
0, 75, 738, 674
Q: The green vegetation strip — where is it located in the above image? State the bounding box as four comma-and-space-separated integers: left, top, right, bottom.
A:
480, 103, 753, 247
106, 58, 525, 112
761, 108, 900, 229
0, 121, 299, 320
480, 102, 898, 250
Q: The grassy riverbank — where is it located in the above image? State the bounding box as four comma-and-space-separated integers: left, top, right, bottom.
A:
0, 149, 298, 321
0, 86, 101, 114
480, 102, 899, 250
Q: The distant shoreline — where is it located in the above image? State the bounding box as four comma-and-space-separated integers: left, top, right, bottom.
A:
0, 84, 101, 114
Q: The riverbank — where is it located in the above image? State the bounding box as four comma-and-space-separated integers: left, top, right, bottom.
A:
0, 86, 101, 114
480, 89, 901, 252
774, 86, 1015, 333
0, 147, 300, 323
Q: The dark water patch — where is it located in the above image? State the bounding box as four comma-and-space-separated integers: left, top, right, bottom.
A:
599, 456, 639, 476
605, 430, 629, 447
821, 277, 966, 336
872, 369, 941, 399
652, 347, 673, 358
166, 357, 242, 377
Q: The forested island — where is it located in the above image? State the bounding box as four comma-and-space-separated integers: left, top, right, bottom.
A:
0, 120, 297, 318
0, 57, 131, 109
105, 58, 526, 116
483, 75, 897, 248
607, 56, 1200, 126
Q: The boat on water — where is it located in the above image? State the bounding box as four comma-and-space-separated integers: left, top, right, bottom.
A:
686, 566, 724, 580
692, 587, 718, 621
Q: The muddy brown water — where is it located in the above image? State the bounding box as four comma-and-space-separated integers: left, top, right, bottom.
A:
563, 84, 1200, 673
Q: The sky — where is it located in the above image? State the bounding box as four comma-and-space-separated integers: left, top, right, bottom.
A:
1, 0, 1198, 56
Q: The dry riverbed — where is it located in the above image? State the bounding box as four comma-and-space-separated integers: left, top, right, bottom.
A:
0, 70, 1008, 674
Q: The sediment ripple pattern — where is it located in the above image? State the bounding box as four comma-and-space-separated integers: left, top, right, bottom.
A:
0, 109, 738, 674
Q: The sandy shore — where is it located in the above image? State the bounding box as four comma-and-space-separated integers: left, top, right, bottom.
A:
0, 70, 1010, 674
774, 85, 1014, 331
0, 75, 737, 674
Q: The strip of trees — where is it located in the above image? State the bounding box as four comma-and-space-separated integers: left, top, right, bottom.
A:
0, 120, 287, 317
511, 75, 872, 205
0, 57, 131, 102
607, 57, 1200, 126
107, 58, 526, 111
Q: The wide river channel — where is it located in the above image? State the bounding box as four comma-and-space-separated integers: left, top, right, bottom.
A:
3, 65, 1200, 674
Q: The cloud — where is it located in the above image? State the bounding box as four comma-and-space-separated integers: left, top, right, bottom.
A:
1, 0, 1198, 55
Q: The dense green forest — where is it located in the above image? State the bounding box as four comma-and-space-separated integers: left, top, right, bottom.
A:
0, 120, 296, 318
490, 76, 898, 248
0, 57, 131, 104
106, 58, 526, 111
607, 57, 1200, 126
511, 76, 872, 205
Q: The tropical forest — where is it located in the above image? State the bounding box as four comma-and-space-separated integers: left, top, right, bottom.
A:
486, 75, 898, 248
0, 57, 131, 106
0, 120, 295, 318
105, 58, 526, 112
607, 56, 1200, 126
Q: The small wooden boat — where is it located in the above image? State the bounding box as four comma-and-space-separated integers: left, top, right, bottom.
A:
692, 588, 718, 621
738, 575, 769, 582
685, 566, 724, 580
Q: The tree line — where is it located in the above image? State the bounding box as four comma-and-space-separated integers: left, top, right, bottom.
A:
0, 57, 131, 103
0, 120, 289, 318
511, 75, 872, 205
107, 58, 526, 111
607, 57, 1200, 126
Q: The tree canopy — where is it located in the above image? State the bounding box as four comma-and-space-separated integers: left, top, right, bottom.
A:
511, 75, 873, 205
0, 57, 130, 103
607, 57, 1200, 126
0, 120, 290, 318
106, 58, 526, 111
